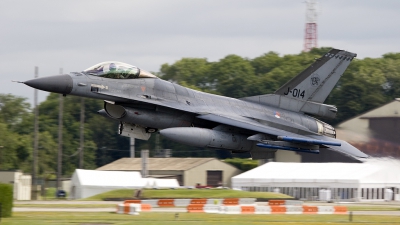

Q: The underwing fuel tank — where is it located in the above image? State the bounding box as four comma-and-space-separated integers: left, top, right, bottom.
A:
159, 127, 253, 151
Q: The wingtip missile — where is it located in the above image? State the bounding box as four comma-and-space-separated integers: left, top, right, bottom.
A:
278, 136, 341, 146
257, 143, 320, 154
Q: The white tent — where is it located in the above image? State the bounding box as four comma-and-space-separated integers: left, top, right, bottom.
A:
143, 178, 180, 188
70, 169, 181, 199
232, 159, 400, 201
70, 169, 144, 199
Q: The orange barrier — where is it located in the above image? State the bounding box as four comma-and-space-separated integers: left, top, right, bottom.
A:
126, 203, 152, 214
118, 202, 348, 215
270, 206, 287, 214
268, 200, 285, 205
334, 206, 347, 214
223, 198, 239, 205
187, 204, 205, 213
124, 204, 130, 214
122, 198, 254, 207
241, 206, 255, 214
191, 199, 207, 204
158, 199, 175, 207
124, 200, 141, 204
302, 206, 318, 214
141, 204, 152, 211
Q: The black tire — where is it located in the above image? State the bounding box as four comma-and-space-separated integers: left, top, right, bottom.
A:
145, 127, 158, 133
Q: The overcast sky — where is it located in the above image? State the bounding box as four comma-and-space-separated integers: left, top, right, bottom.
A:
1, 0, 399, 107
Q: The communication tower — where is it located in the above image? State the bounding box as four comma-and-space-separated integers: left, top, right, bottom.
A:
303, 0, 318, 52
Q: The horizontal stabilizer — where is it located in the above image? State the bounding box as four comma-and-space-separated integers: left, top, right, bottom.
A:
257, 143, 320, 154
197, 113, 368, 158
277, 136, 341, 146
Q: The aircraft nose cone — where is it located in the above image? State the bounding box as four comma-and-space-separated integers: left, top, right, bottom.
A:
24, 74, 73, 94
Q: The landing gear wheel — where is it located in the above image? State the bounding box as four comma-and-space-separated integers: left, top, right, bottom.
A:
145, 127, 158, 133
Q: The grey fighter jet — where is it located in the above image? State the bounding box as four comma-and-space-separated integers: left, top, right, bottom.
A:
22, 49, 368, 159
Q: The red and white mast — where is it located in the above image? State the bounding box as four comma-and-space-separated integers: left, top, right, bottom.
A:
303, 0, 318, 52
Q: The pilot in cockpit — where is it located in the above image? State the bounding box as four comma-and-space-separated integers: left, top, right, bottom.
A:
83, 61, 157, 79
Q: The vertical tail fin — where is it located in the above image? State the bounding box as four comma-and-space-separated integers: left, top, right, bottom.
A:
275, 49, 357, 103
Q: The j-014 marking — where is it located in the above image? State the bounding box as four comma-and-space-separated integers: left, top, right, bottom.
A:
283, 87, 305, 99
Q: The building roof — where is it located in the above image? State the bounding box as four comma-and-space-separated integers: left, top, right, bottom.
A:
359, 98, 400, 118
337, 98, 400, 128
335, 98, 400, 142
96, 157, 216, 171
232, 160, 400, 188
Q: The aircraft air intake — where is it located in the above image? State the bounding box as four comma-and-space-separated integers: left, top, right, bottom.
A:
104, 102, 126, 119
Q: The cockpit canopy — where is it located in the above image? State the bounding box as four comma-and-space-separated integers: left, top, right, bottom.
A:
83, 61, 157, 79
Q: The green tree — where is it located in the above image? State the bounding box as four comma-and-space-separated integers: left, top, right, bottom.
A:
0, 94, 31, 132
160, 58, 211, 90
0, 94, 33, 172
208, 55, 258, 98
251, 51, 282, 75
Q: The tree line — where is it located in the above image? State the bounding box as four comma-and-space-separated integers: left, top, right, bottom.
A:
0, 47, 399, 177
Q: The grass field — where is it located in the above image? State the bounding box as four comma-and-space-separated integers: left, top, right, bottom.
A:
84, 188, 292, 200
347, 206, 400, 211
2, 212, 400, 225
12, 203, 400, 211
13, 204, 116, 208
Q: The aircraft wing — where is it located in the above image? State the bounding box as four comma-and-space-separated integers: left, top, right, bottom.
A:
197, 113, 368, 158
92, 88, 196, 113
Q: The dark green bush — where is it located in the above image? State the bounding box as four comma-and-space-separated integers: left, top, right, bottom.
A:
224, 158, 258, 171
0, 183, 13, 217
241, 161, 258, 171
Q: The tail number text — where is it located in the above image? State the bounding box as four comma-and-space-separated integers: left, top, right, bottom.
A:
284, 87, 305, 99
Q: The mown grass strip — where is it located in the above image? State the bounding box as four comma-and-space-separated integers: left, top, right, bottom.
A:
3, 212, 400, 225
13, 204, 115, 208
347, 206, 400, 211
84, 188, 292, 200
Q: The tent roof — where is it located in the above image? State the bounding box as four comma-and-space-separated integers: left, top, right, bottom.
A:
232, 160, 400, 185
73, 169, 143, 187
96, 157, 215, 171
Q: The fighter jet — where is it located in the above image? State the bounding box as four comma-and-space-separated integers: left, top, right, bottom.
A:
22, 49, 368, 159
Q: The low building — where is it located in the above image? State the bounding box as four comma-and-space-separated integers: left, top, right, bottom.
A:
0, 170, 31, 200
335, 98, 400, 158
96, 157, 241, 187
232, 161, 400, 201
